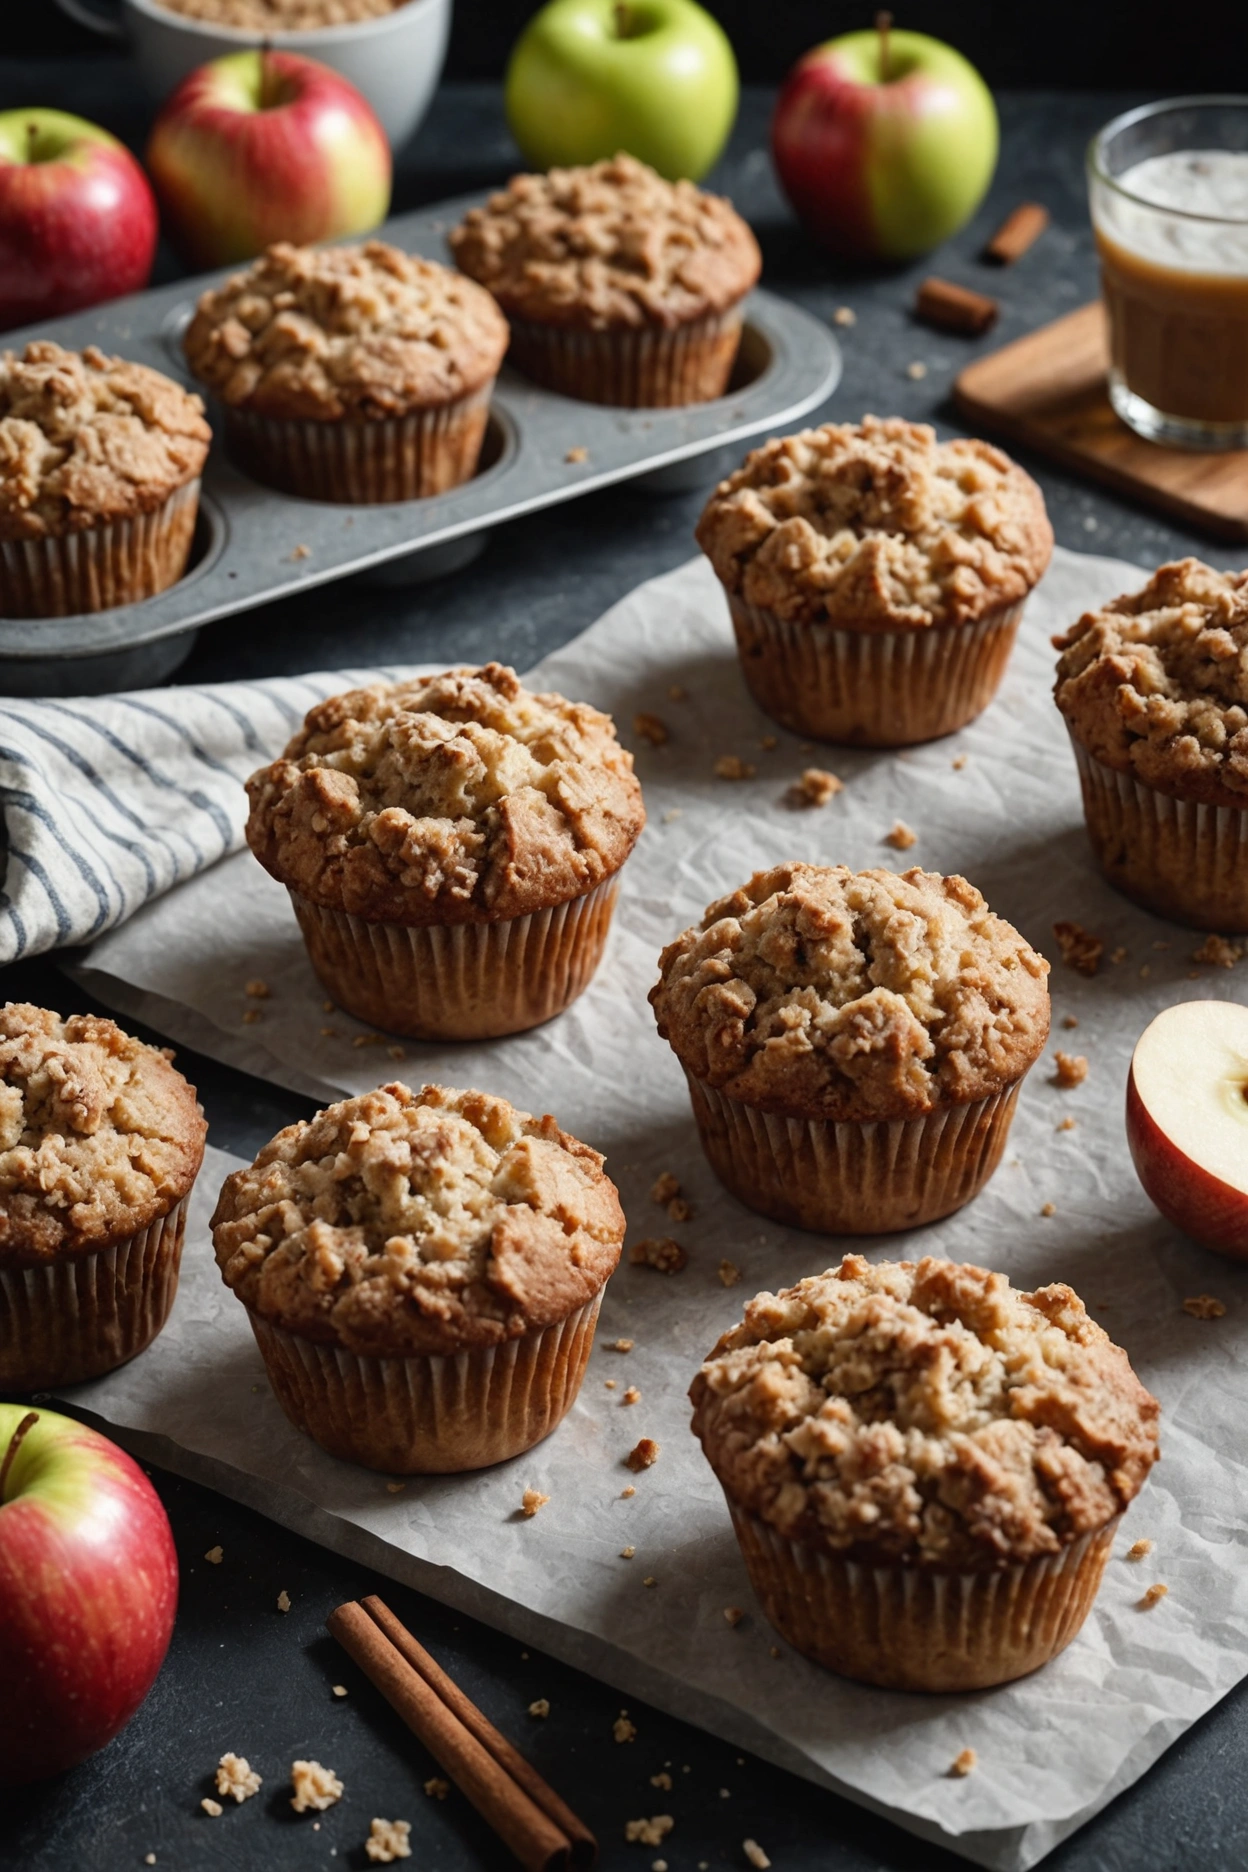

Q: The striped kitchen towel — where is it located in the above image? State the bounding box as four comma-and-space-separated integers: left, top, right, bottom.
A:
0, 665, 424, 966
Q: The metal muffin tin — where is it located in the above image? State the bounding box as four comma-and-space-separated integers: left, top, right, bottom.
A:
0, 192, 841, 694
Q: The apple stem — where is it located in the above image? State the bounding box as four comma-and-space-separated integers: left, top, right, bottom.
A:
876, 9, 893, 81
0, 1410, 38, 1499
259, 38, 276, 110
613, 2, 637, 39
26, 122, 39, 164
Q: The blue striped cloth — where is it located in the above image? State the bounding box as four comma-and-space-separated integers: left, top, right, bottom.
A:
0, 667, 422, 965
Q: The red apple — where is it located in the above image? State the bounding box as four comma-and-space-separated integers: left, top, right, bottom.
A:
0, 109, 157, 332
1126, 1000, 1248, 1260
146, 49, 392, 270
0, 1404, 178, 1784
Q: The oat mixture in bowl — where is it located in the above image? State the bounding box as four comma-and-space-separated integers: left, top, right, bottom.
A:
0, 1004, 207, 1391
245, 661, 646, 1039
695, 416, 1053, 745
154, 0, 403, 25
211, 1081, 625, 1471
690, 1254, 1160, 1691
651, 862, 1050, 1234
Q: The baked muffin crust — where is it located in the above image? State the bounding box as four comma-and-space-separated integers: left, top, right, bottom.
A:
0, 342, 210, 542
690, 1254, 1159, 1570
651, 863, 1050, 1121
1055, 558, 1248, 808
695, 417, 1053, 629
449, 154, 761, 332
246, 662, 646, 925
184, 241, 509, 421
0, 1004, 207, 1264
211, 1082, 625, 1354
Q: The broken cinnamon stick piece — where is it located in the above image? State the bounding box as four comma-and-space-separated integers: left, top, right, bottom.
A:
984, 202, 1049, 264
914, 276, 999, 336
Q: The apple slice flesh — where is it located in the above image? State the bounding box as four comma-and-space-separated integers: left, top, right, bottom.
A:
1127, 999, 1248, 1259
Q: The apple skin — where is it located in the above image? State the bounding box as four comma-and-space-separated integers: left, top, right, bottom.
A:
0, 1404, 178, 1785
505, 0, 738, 182
771, 28, 998, 261
0, 110, 157, 332
146, 49, 392, 270
1127, 1062, 1248, 1262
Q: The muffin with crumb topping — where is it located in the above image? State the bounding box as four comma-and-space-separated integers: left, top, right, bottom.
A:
650, 863, 1050, 1234
695, 416, 1053, 746
211, 1081, 625, 1472
691, 1254, 1160, 1690
0, 1004, 206, 1390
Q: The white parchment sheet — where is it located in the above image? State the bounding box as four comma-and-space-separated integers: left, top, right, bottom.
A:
61, 547, 1248, 1870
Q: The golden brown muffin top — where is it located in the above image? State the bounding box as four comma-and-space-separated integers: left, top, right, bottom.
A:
155, 0, 399, 23
695, 416, 1053, 629
691, 1255, 1160, 1570
0, 342, 210, 542
211, 1082, 625, 1355
1054, 558, 1248, 808
449, 154, 761, 333
651, 864, 1050, 1122
245, 662, 646, 925
0, 1004, 206, 1265
183, 241, 509, 421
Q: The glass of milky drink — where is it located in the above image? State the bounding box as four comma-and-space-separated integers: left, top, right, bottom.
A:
1088, 97, 1248, 448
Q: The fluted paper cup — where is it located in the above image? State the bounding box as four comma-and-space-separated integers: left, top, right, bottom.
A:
246, 1292, 603, 1474
727, 1501, 1118, 1691
0, 1194, 190, 1392
224, 384, 493, 503
506, 309, 744, 407
1069, 734, 1248, 932
290, 872, 621, 1041
727, 595, 1026, 747
684, 1072, 1023, 1235
0, 478, 201, 619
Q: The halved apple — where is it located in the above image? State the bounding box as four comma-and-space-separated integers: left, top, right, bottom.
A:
1127, 1000, 1248, 1260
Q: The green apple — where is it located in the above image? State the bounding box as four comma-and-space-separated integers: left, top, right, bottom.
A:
505, 0, 738, 182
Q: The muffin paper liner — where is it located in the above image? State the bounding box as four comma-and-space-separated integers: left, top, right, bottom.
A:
289, 872, 622, 1041
246, 1293, 603, 1474
505, 309, 744, 407
684, 1073, 1024, 1235
728, 1502, 1119, 1692
0, 1194, 189, 1392
1070, 734, 1248, 932
727, 595, 1027, 746
0, 477, 201, 619
224, 384, 494, 504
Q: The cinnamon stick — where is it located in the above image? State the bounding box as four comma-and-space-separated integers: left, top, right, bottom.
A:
327, 1598, 596, 1872
984, 202, 1049, 264
914, 276, 999, 336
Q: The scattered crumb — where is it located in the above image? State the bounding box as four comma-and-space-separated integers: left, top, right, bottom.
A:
759, 733, 778, 750
291, 1761, 343, 1813
385, 1481, 406, 1494
521, 1488, 550, 1517
564, 445, 588, 464
528, 1699, 550, 1719
1183, 1295, 1226, 1319
1040, 1202, 1056, 1217
651, 1771, 673, 1790
654, 1862, 668, 1872
787, 766, 843, 808
667, 1195, 693, 1222
651, 1171, 680, 1204
1053, 1050, 1089, 1087
1128, 1538, 1154, 1560
332, 1685, 348, 1697
1111, 945, 1128, 965
719, 1788, 730, 1799
1053, 920, 1103, 976
643, 1575, 658, 1588
724, 1606, 745, 1627
1139, 1582, 1169, 1610
718, 1260, 742, 1287
1062, 1015, 1079, 1029
277, 1590, 292, 1613
145, 1858, 156, 1865
634, 712, 669, 747
668, 684, 688, 702
387, 1046, 406, 1061
1139, 965, 1151, 980
883, 820, 917, 850
288, 543, 311, 561
423, 1778, 449, 1800
714, 754, 757, 780
621, 1546, 636, 1559
769, 1646, 781, 1658
621, 1485, 636, 1498
629, 1236, 687, 1273
833, 305, 856, 327
605, 1378, 617, 1389
352, 1031, 384, 1048
200, 1797, 223, 1817
626, 1817, 674, 1847
323, 999, 335, 1012
366, 1817, 412, 1863
320, 1026, 339, 1038
1153, 940, 1170, 951
622, 1386, 641, 1406
244, 979, 270, 998
216, 1754, 262, 1803
204, 1545, 223, 1565
906, 360, 928, 380
241, 1008, 262, 1024
952, 754, 968, 770
1193, 934, 1243, 968
626, 1438, 660, 1472
662, 808, 682, 824
949, 1749, 977, 1779
744, 1842, 772, 1870
608, 1337, 634, 1353
1057, 1115, 1076, 1132
614, 1714, 638, 1743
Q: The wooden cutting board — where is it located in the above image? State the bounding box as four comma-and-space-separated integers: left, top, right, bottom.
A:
954, 301, 1248, 543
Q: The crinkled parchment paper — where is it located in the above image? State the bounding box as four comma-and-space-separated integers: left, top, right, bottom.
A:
61, 548, 1248, 1869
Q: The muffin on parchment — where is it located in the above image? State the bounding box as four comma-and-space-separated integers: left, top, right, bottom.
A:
449, 153, 761, 407
0, 341, 210, 618
690, 1254, 1160, 1691
650, 864, 1050, 1235
1055, 558, 1248, 931
695, 416, 1053, 746
183, 240, 508, 503
245, 662, 645, 1040
211, 1082, 625, 1473
0, 1005, 206, 1391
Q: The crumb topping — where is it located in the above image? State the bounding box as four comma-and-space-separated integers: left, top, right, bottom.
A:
949, 1750, 977, 1779
1053, 921, 1102, 976
695, 417, 1052, 629
216, 1755, 262, 1802
184, 241, 508, 420
0, 342, 209, 541
449, 154, 760, 332
1053, 1050, 1088, 1087
210, 1082, 624, 1354
690, 1255, 1160, 1569
521, 1487, 550, 1516
290, 1760, 343, 1812
245, 663, 645, 925
1182, 1294, 1226, 1319
651, 864, 1051, 1122
365, 1818, 412, 1862
625, 1816, 674, 1846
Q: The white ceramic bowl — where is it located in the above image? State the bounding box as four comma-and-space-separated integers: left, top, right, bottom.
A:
55, 0, 452, 150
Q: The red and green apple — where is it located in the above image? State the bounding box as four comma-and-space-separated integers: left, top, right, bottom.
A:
1126, 999, 1248, 1261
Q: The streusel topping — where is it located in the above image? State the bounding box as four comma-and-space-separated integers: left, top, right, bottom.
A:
245, 663, 645, 924
651, 864, 1050, 1120
1054, 558, 1248, 806
690, 1255, 1160, 1568
184, 241, 509, 420
0, 342, 210, 541
695, 417, 1053, 628
210, 1083, 625, 1354
0, 1004, 206, 1263
155, 0, 399, 25
449, 154, 761, 331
